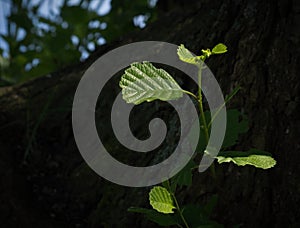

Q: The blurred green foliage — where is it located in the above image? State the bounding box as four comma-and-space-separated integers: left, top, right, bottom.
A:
0, 0, 157, 86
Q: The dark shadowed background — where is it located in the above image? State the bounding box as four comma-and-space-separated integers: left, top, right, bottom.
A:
0, 0, 299, 227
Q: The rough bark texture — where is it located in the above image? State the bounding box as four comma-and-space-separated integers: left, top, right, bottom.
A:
0, 0, 299, 227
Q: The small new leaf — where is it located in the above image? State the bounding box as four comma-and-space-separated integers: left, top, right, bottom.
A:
120, 61, 183, 105
212, 43, 227, 54
149, 186, 176, 214
201, 48, 212, 58
177, 44, 202, 65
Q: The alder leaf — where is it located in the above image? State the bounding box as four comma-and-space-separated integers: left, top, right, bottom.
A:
119, 61, 183, 105
149, 186, 176, 214
212, 43, 227, 54
177, 44, 202, 65
217, 149, 276, 169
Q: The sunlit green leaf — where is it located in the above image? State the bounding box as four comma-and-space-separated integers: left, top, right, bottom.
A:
149, 186, 176, 214
177, 44, 202, 65
217, 149, 276, 169
212, 43, 227, 54
120, 61, 183, 105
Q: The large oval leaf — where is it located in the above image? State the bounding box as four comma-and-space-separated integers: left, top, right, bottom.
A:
119, 61, 183, 105
149, 186, 176, 214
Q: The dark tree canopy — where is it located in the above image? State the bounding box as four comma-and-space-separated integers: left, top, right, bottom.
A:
0, 0, 156, 84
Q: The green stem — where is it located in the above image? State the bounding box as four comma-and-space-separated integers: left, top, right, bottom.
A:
172, 193, 190, 228
166, 180, 190, 228
208, 86, 240, 128
197, 65, 209, 143
182, 90, 198, 101
197, 63, 216, 179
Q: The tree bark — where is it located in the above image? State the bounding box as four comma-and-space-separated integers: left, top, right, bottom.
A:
0, 0, 299, 227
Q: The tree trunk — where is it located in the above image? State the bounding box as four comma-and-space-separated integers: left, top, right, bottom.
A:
0, 0, 299, 227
